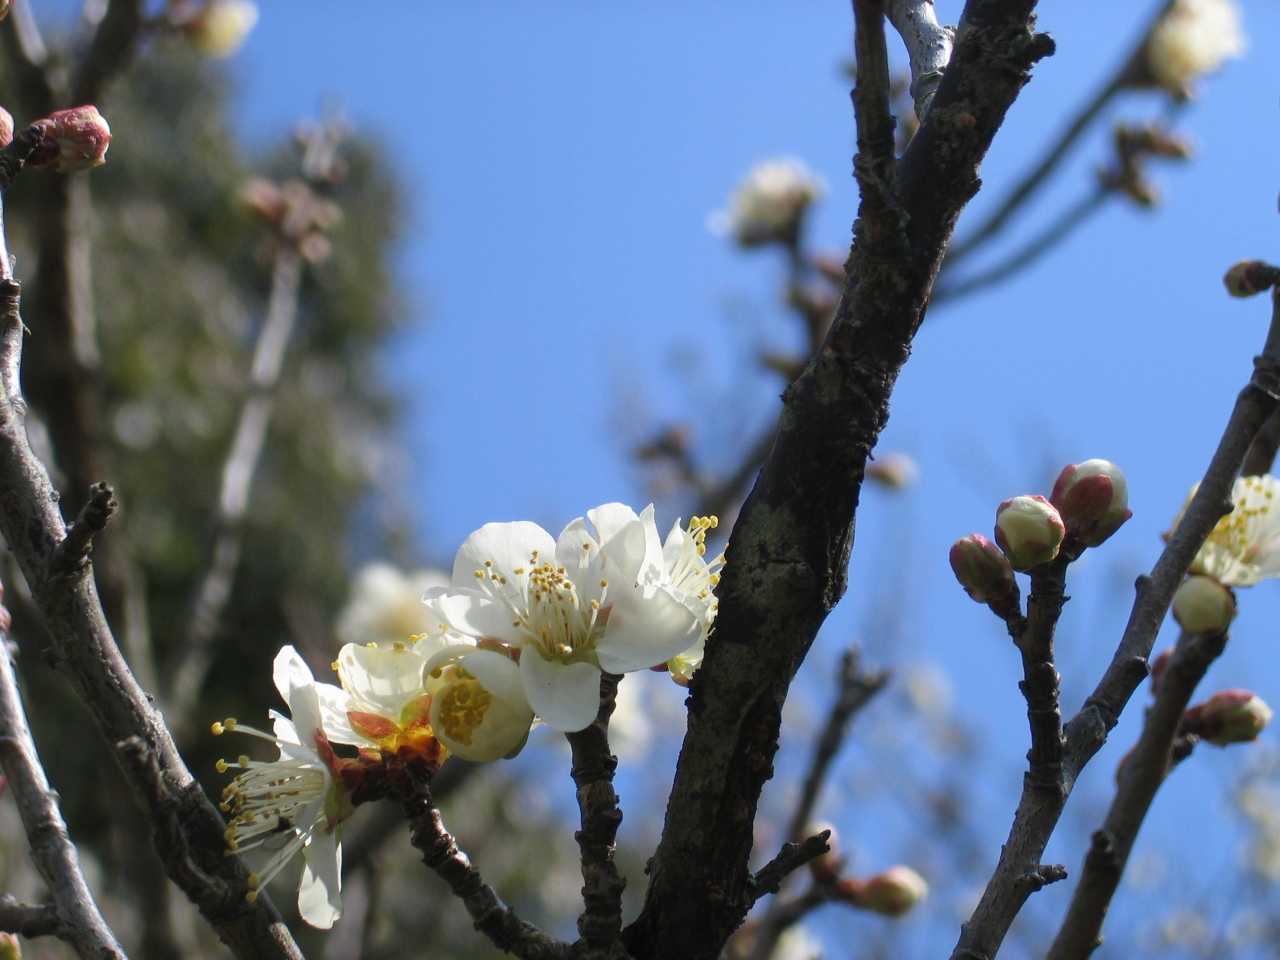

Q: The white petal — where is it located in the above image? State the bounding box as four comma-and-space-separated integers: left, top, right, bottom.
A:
556, 517, 607, 588
461, 649, 529, 709
286, 680, 323, 751
272, 646, 315, 711
585, 503, 640, 546
596, 586, 702, 674
337, 643, 427, 719
452, 521, 556, 589
425, 594, 523, 644
314, 682, 359, 745
298, 828, 342, 929
634, 504, 665, 584
519, 654, 602, 732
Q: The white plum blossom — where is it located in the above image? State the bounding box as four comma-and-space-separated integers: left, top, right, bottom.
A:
710, 158, 825, 248
188, 0, 259, 59
424, 504, 703, 732
215, 647, 351, 929
422, 645, 535, 762
327, 641, 448, 764
1145, 0, 1244, 96
1170, 475, 1280, 587
336, 563, 451, 647
651, 516, 725, 685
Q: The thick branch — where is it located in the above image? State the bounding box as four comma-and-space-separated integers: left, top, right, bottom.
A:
0, 278, 304, 960
1046, 627, 1227, 960
565, 674, 627, 952
949, 294, 1280, 960
622, 4, 1054, 958
0, 609, 126, 960
401, 784, 570, 960
885, 0, 954, 118
785, 648, 889, 844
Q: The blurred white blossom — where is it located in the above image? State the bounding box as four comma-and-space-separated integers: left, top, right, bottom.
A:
1145, 0, 1244, 96
710, 158, 825, 248
336, 563, 450, 647
188, 0, 259, 59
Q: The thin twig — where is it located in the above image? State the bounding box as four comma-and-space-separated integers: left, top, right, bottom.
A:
948, 292, 1280, 960
565, 674, 627, 952
933, 184, 1109, 302
0, 895, 59, 938
0, 587, 127, 960
401, 782, 570, 960
885, 0, 954, 118
786, 648, 890, 844
1046, 626, 1228, 960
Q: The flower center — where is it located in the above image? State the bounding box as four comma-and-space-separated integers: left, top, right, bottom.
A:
435, 670, 492, 746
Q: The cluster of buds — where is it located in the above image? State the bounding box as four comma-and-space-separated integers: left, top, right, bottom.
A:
1183, 689, 1273, 745
1223, 259, 1280, 298
1098, 124, 1192, 208
240, 177, 342, 263
838, 865, 929, 917
1172, 574, 1236, 636
27, 106, 112, 174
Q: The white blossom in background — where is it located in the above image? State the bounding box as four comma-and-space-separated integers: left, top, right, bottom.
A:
188, 0, 260, 58
1145, 0, 1244, 96
336, 563, 450, 647
424, 504, 702, 733
866, 451, 918, 491
709, 158, 825, 248
770, 925, 823, 960
214, 647, 351, 929
1170, 475, 1280, 587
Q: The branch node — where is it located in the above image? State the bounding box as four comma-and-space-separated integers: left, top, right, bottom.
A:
748, 831, 830, 907
49, 482, 116, 577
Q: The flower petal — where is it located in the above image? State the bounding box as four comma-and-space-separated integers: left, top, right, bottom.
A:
425, 594, 523, 645
596, 586, 702, 674
452, 521, 556, 590
314, 682, 359, 745
519, 653, 602, 732
461, 649, 529, 709
272, 646, 315, 711
298, 828, 342, 929
336, 643, 427, 720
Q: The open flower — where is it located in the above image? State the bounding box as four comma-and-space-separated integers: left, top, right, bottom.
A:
710, 158, 825, 248
1144, 0, 1244, 97
422, 646, 535, 761
1170, 475, 1280, 587
651, 516, 724, 685
214, 647, 352, 929
424, 504, 702, 732
336, 563, 450, 647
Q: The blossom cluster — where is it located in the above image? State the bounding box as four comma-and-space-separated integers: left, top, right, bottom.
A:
215, 502, 722, 928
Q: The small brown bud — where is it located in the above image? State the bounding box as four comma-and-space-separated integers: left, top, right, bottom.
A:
1224, 260, 1279, 298
31, 106, 112, 173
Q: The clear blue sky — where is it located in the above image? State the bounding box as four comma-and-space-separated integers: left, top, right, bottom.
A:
74, 0, 1280, 954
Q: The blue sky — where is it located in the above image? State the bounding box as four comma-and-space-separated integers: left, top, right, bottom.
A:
53, 0, 1280, 954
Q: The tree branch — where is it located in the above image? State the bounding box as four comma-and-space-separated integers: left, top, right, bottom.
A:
885, 0, 954, 119
949, 291, 1280, 960
0, 274, 304, 960
1240, 407, 1280, 477
621, 3, 1055, 957
1046, 626, 1227, 960
0, 594, 126, 960
785, 648, 889, 845
565, 674, 627, 953
0, 895, 59, 939
71, 0, 146, 106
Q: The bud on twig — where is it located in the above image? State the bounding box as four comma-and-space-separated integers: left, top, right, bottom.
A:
995, 495, 1065, 571
1184, 689, 1272, 746
806, 822, 842, 882
1050, 459, 1132, 548
866, 452, 918, 491
839, 865, 928, 916
1223, 260, 1280, 298
950, 534, 1016, 603
1171, 575, 1236, 636
30, 106, 112, 173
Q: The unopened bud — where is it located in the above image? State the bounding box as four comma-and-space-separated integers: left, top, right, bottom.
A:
0, 107, 12, 150
950, 534, 1016, 603
995, 495, 1065, 571
0, 932, 19, 960
188, 0, 259, 59
1224, 260, 1279, 298
806, 822, 841, 882
1050, 460, 1132, 547
31, 106, 112, 173
866, 452, 918, 491
1172, 575, 1236, 636
840, 865, 928, 917
239, 177, 285, 221
1184, 689, 1272, 746
1149, 646, 1175, 695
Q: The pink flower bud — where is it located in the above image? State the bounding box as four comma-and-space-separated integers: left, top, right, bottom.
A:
1184, 689, 1272, 746
949, 534, 1016, 603
806, 822, 841, 882
841, 865, 928, 917
1050, 460, 1132, 547
1224, 260, 1279, 298
31, 106, 112, 173
0, 108, 12, 150
1172, 575, 1236, 636
1149, 646, 1175, 695
995, 495, 1065, 571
